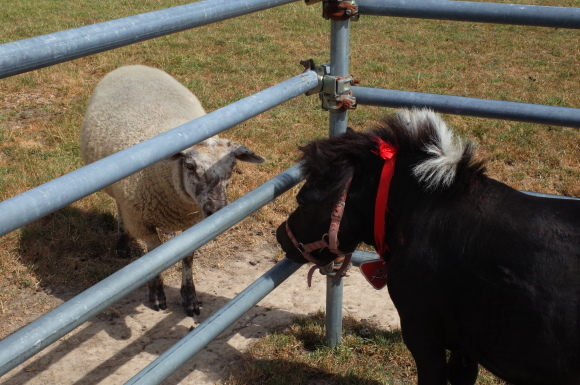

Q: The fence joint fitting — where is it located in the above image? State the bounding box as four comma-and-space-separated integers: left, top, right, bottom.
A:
326, 0, 359, 21
305, 0, 359, 22
301, 59, 358, 112
300, 59, 328, 96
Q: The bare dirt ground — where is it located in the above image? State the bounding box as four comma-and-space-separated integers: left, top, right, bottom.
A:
1, 242, 400, 385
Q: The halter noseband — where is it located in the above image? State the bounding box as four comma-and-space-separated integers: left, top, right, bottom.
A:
284, 173, 354, 286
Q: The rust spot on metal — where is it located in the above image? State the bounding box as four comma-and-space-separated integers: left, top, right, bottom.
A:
325, 1, 358, 21
336, 91, 357, 112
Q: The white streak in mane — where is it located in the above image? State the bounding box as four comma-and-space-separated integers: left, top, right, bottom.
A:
397, 109, 466, 190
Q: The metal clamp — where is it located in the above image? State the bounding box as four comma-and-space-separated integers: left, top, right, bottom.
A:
300, 59, 328, 96
301, 59, 358, 112
321, 74, 357, 112
305, 0, 359, 22
324, 0, 359, 21
320, 258, 352, 280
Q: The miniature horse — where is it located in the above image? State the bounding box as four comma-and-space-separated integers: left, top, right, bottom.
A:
276, 109, 580, 385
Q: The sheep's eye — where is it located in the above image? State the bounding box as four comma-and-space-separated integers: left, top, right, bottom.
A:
185, 163, 196, 172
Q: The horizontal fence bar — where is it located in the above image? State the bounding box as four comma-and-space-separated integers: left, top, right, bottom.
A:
357, 0, 580, 29
352, 250, 379, 265
352, 86, 580, 128
0, 0, 298, 79
0, 164, 304, 377
126, 258, 302, 385
0, 70, 319, 238
522, 191, 580, 201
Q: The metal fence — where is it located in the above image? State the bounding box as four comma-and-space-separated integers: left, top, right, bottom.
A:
0, 0, 579, 383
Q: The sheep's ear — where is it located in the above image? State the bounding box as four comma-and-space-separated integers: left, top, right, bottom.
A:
168, 152, 185, 161
228, 141, 266, 164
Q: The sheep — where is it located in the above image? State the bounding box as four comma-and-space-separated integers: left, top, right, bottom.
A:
80, 65, 265, 316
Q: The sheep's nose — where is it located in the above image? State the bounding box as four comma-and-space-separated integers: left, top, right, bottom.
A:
204, 208, 216, 217
203, 201, 227, 217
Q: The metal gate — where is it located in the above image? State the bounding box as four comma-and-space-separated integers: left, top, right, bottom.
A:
0, 0, 578, 383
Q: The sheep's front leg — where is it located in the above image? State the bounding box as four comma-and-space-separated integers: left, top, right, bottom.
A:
142, 234, 167, 312
148, 275, 167, 311
115, 203, 133, 259
181, 253, 201, 316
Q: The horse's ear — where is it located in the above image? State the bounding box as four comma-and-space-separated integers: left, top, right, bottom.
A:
313, 143, 324, 158
299, 142, 324, 160
346, 126, 355, 134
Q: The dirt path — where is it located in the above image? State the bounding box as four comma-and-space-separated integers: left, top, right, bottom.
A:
1, 249, 400, 385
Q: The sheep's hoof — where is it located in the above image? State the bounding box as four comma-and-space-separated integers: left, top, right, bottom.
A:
150, 301, 167, 312
183, 297, 202, 317
181, 287, 201, 317
185, 303, 201, 317
149, 291, 167, 312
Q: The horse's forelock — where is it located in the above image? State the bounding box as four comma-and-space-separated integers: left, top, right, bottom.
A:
299, 131, 372, 202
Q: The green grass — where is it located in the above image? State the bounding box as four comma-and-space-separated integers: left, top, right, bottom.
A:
225, 312, 506, 385
0, 0, 578, 382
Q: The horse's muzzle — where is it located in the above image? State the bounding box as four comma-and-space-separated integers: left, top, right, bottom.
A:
275, 221, 307, 264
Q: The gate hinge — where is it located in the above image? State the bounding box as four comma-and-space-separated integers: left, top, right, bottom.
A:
305, 0, 359, 22
301, 59, 358, 113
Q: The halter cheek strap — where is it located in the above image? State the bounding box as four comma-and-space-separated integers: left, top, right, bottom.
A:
285, 174, 354, 287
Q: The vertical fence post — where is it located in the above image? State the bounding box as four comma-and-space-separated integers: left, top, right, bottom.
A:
328, 19, 351, 137
326, 11, 351, 348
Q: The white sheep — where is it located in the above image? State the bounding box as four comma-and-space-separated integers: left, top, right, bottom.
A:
80, 65, 265, 316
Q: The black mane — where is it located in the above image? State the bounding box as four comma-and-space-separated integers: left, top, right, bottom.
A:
299, 109, 486, 201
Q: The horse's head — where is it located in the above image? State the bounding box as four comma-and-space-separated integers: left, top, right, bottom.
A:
276, 109, 485, 267
276, 129, 384, 266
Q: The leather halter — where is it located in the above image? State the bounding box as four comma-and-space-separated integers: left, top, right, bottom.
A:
284, 173, 354, 286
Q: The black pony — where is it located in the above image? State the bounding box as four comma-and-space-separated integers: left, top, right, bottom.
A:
276, 109, 580, 385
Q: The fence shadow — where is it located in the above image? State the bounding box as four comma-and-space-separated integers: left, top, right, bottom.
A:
18, 205, 126, 290
12, 205, 350, 384
4, 284, 370, 385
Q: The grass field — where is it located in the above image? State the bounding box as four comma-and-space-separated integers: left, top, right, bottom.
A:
0, 0, 578, 383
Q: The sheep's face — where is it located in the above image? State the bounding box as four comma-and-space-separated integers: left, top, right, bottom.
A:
172, 138, 265, 217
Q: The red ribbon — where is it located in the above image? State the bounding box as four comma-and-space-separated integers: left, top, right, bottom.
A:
372, 138, 397, 258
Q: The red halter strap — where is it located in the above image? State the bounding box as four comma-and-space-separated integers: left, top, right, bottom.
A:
372, 138, 397, 258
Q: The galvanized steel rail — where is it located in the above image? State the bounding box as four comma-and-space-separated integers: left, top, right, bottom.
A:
352, 87, 580, 128
357, 0, 580, 29
325, 15, 352, 349
0, 0, 299, 79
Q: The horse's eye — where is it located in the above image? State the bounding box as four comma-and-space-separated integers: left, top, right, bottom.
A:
296, 190, 309, 206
